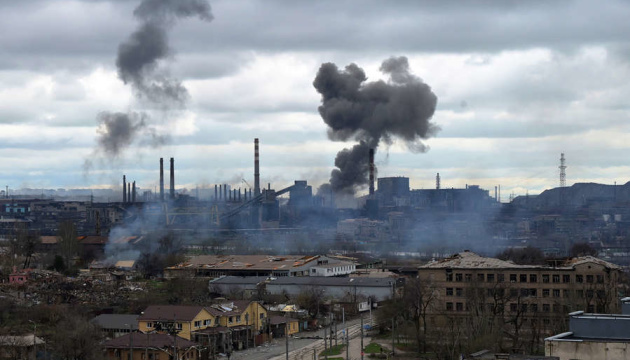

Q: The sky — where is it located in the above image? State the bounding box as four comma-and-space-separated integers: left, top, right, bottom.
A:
2, 0, 630, 200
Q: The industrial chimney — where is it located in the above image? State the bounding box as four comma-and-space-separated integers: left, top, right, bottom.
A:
170, 157, 175, 199
123, 175, 127, 203
127, 183, 131, 203
369, 148, 375, 196
254, 138, 260, 196
159, 158, 164, 202
132, 181, 136, 203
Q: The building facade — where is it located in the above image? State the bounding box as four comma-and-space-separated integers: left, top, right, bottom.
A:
418, 251, 623, 350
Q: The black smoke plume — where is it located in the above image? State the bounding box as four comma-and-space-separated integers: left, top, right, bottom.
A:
90, 0, 212, 161
313, 56, 439, 194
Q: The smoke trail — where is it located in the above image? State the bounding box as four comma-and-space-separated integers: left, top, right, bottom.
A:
90, 0, 212, 161
313, 56, 439, 194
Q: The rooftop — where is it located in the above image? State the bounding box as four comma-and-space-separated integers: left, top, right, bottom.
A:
91, 314, 139, 330
166, 254, 322, 271
421, 251, 622, 270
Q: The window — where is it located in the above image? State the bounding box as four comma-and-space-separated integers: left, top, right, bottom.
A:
456, 303, 463, 312
553, 304, 560, 313
563, 289, 570, 298
176, 323, 182, 330
520, 288, 529, 297
597, 275, 604, 284
215, 317, 220, 325
543, 318, 551, 325
455, 273, 463, 282
497, 288, 505, 297
521, 304, 528, 313
530, 274, 537, 283
510, 289, 518, 298
477, 274, 485, 282
236, 315, 241, 323
529, 288, 537, 297
446, 272, 453, 282
204, 319, 211, 326
520, 274, 527, 283
260, 313, 265, 319
543, 304, 550, 312
497, 274, 505, 283
586, 290, 594, 298
586, 275, 594, 283
510, 274, 517, 283
553, 289, 560, 298
552, 274, 560, 283
576, 274, 583, 283
576, 290, 584, 298
487, 288, 495, 297
542, 289, 550, 297
597, 290, 605, 299
465, 274, 472, 282
446, 302, 453, 311
542, 274, 550, 283
510, 303, 517, 312
487, 274, 495, 282
446, 288, 453, 296
147, 322, 153, 328
194, 321, 201, 328
456, 288, 463, 297
228, 317, 233, 324
563, 275, 570, 283
530, 304, 538, 312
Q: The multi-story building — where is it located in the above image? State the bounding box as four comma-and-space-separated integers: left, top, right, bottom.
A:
417, 251, 623, 349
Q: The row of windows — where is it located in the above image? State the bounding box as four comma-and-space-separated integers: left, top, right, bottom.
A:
445, 302, 605, 313
445, 287, 606, 299
446, 272, 604, 284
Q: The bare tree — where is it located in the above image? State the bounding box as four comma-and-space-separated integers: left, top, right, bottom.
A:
57, 220, 78, 271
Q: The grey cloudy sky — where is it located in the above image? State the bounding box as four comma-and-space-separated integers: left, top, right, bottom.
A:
1, 0, 629, 198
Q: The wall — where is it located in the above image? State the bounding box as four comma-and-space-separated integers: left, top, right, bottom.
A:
546, 339, 630, 360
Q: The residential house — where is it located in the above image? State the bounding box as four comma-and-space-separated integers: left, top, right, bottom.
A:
91, 314, 139, 339
269, 316, 300, 338
0, 334, 44, 360
138, 306, 216, 341
102, 333, 198, 360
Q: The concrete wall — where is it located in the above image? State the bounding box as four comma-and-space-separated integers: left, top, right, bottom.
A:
546, 339, 630, 360
265, 283, 392, 301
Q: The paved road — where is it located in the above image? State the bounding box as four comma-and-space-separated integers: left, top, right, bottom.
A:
226, 315, 375, 360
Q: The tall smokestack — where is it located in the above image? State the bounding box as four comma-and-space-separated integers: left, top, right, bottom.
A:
127, 183, 131, 203
170, 157, 175, 199
224, 184, 227, 201
254, 138, 260, 196
159, 158, 164, 201
214, 184, 218, 201
369, 148, 375, 196
132, 181, 136, 203
123, 175, 127, 203
436, 173, 441, 190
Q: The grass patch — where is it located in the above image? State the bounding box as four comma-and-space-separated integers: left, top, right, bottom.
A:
364, 342, 386, 354
319, 344, 345, 356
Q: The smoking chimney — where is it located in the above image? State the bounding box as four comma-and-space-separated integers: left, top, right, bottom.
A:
159, 158, 164, 202
254, 138, 260, 196
123, 175, 127, 203
170, 157, 175, 199
369, 148, 375, 196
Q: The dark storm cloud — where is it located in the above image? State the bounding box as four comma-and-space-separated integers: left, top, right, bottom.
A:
314, 56, 438, 194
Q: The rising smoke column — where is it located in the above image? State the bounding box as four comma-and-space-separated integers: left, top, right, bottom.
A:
91, 0, 212, 159
313, 56, 439, 194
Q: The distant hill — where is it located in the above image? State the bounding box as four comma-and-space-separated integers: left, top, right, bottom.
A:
512, 181, 630, 210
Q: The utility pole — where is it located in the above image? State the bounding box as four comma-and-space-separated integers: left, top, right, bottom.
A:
345, 327, 349, 360
392, 318, 395, 357
128, 324, 133, 360
285, 319, 289, 360
324, 328, 328, 360
360, 314, 364, 360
